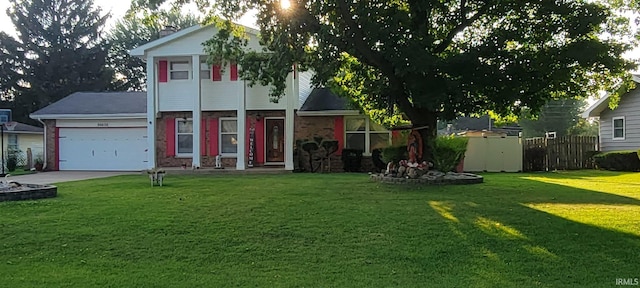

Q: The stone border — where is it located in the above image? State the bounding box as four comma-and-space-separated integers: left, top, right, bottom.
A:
370, 173, 483, 185
0, 184, 58, 202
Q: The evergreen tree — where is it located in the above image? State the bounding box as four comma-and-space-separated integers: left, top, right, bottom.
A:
0, 0, 111, 124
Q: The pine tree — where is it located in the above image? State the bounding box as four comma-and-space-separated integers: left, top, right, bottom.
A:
0, 0, 111, 124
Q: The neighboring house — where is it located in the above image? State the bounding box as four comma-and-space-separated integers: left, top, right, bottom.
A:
439, 115, 522, 136
2, 122, 44, 166
582, 75, 640, 152
29, 24, 392, 172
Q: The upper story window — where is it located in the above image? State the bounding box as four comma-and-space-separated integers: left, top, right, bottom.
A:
200, 62, 211, 80
345, 117, 391, 155
220, 118, 238, 155
170, 61, 190, 80
612, 116, 625, 140
176, 119, 193, 155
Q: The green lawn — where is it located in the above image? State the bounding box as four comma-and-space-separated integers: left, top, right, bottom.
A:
1, 171, 639, 287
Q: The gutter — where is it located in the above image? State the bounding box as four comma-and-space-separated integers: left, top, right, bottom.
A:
35, 118, 47, 171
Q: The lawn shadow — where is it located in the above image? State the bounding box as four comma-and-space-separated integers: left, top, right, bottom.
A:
417, 174, 640, 287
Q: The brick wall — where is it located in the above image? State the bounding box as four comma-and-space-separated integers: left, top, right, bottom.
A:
155, 110, 285, 168
43, 120, 57, 171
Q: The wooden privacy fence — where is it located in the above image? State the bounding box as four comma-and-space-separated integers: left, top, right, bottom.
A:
523, 136, 599, 171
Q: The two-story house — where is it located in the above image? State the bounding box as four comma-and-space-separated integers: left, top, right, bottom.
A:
30, 24, 392, 172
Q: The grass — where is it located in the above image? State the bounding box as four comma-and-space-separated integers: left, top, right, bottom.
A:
0, 170, 639, 287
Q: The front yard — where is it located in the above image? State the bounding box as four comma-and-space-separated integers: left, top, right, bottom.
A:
0, 171, 638, 287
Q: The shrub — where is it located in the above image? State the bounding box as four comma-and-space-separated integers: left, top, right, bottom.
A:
593, 151, 640, 171
381, 145, 407, 164
6, 154, 17, 172
431, 136, 469, 172
341, 149, 363, 172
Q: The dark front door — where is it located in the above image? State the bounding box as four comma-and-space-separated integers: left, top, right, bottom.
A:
266, 119, 285, 163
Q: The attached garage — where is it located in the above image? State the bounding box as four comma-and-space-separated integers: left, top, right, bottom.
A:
58, 127, 147, 171
30, 92, 148, 171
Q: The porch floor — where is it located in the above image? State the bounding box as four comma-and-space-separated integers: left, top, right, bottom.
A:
153, 166, 291, 175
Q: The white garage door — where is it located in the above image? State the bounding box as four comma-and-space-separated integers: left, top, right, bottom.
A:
59, 128, 147, 171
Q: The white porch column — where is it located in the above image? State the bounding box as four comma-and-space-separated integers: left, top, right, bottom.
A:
145, 56, 156, 169
284, 72, 297, 170
236, 78, 246, 170
191, 55, 202, 168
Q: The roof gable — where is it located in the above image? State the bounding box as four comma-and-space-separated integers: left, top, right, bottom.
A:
583, 74, 640, 118
130, 24, 261, 58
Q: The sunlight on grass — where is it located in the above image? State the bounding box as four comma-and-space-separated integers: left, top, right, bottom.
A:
428, 201, 459, 222
525, 203, 640, 236
523, 244, 560, 261
475, 217, 527, 240
522, 172, 640, 200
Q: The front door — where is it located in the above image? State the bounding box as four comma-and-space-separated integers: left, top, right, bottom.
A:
265, 118, 285, 163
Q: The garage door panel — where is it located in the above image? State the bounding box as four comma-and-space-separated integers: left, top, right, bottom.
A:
59, 128, 147, 171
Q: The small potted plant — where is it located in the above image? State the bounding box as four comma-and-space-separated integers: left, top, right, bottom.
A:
34, 157, 44, 171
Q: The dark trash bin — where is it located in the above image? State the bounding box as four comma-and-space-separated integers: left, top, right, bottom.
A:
341, 149, 363, 172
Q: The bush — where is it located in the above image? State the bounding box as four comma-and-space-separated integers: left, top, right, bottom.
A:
593, 151, 640, 171
341, 149, 363, 172
431, 136, 469, 172
6, 155, 17, 172
381, 145, 407, 164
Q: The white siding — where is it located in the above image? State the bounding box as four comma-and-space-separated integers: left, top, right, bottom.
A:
147, 27, 263, 57
599, 88, 640, 151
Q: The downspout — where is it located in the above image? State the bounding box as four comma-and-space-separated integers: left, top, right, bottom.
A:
36, 118, 48, 170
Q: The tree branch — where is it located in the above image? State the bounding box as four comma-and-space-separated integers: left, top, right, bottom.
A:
433, 2, 490, 54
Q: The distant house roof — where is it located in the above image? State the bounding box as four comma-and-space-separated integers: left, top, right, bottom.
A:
30, 92, 146, 119
297, 88, 359, 116
4, 122, 43, 134
582, 74, 640, 118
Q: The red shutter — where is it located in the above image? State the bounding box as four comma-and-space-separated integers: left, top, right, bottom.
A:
201, 119, 207, 156
158, 60, 168, 83
208, 118, 219, 155
230, 62, 238, 81
392, 130, 401, 145
166, 118, 176, 157
54, 127, 60, 170
255, 118, 264, 164
334, 116, 344, 156
212, 65, 221, 81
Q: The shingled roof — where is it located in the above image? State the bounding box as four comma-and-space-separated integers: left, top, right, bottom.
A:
4, 122, 43, 134
299, 88, 350, 111
30, 92, 146, 119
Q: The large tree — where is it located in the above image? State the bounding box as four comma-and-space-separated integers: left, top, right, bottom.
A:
107, 9, 200, 91
519, 99, 592, 138
140, 0, 635, 159
0, 0, 111, 124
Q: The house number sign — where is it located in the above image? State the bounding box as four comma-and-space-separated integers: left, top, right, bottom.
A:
97, 123, 109, 127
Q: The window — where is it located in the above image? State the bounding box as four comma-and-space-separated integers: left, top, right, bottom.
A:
8, 134, 18, 152
220, 118, 238, 154
345, 117, 391, 155
170, 61, 190, 80
613, 116, 625, 140
176, 119, 193, 155
199, 62, 210, 80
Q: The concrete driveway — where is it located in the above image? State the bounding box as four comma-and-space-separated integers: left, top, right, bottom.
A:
6, 171, 139, 185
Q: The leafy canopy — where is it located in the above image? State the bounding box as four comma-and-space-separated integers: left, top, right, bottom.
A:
139, 0, 635, 136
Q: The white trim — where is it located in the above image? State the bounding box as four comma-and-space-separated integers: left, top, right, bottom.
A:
344, 116, 391, 156
176, 118, 194, 157
219, 117, 239, 157
612, 116, 625, 140
296, 110, 360, 116
29, 113, 146, 120
169, 60, 191, 80
582, 94, 610, 118
264, 117, 286, 165
146, 56, 156, 168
